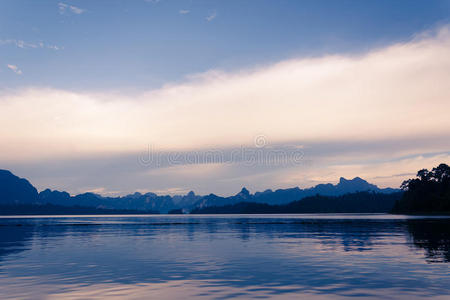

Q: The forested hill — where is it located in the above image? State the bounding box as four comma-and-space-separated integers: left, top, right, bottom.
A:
190, 191, 403, 214
392, 163, 450, 214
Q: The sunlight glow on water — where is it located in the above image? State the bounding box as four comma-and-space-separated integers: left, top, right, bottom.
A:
0, 214, 449, 299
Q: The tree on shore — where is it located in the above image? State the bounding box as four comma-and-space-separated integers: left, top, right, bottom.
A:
392, 163, 450, 214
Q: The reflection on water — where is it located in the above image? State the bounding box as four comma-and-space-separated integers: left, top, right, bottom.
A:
406, 219, 450, 263
0, 214, 449, 299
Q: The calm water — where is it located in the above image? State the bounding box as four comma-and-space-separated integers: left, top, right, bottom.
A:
0, 214, 449, 300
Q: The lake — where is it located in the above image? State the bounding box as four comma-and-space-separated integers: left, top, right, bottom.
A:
0, 214, 449, 299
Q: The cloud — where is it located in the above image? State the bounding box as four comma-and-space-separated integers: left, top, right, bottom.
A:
58, 2, 85, 15
0, 26, 449, 194
0, 39, 62, 50
46, 44, 62, 50
58, 2, 68, 14
6, 64, 22, 75
206, 12, 216, 22
179, 10, 190, 15
0, 39, 37, 49
288, 152, 450, 189
69, 5, 84, 14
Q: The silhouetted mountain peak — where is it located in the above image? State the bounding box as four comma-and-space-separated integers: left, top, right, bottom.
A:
38, 189, 71, 204
238, 187, 250, 198
339, 177, 348, 184
124, 192, 142, 199
337, 176, 377, 191
187, 191, 195, 197
143, 192, 157, 198
0, 169, 13, 177
339, 176, 365, 184
0, 169, 38, 204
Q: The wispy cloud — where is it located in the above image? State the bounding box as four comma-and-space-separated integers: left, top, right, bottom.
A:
58, 2, 68, 14
179, 10, 190, 15
7, 64, 22, 75
69, 5, 84, 14
1, 39, 37, 49
206, 12, 216, 22
58, 2, 85, 15
46, 44, 62, 50
0, 39, 62, 51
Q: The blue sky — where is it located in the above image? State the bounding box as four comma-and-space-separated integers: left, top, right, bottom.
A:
1, 0, 449, 90
0, 1, 450, 196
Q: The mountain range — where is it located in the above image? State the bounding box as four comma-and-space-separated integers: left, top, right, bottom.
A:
0, 169, 400, 214
191, 191, 403, 214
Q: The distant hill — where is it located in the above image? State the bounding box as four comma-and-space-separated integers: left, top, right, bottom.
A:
0, 169, 400, 214
191, 191, 403, 214
37, 191, 176, 213
0, 170, 38, 204
193, 177, 399, 209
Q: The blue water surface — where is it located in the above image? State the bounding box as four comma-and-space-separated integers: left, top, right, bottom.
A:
0, 214, 449, 299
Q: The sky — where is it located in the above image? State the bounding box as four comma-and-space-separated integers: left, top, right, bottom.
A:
1, 0, 449, 196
